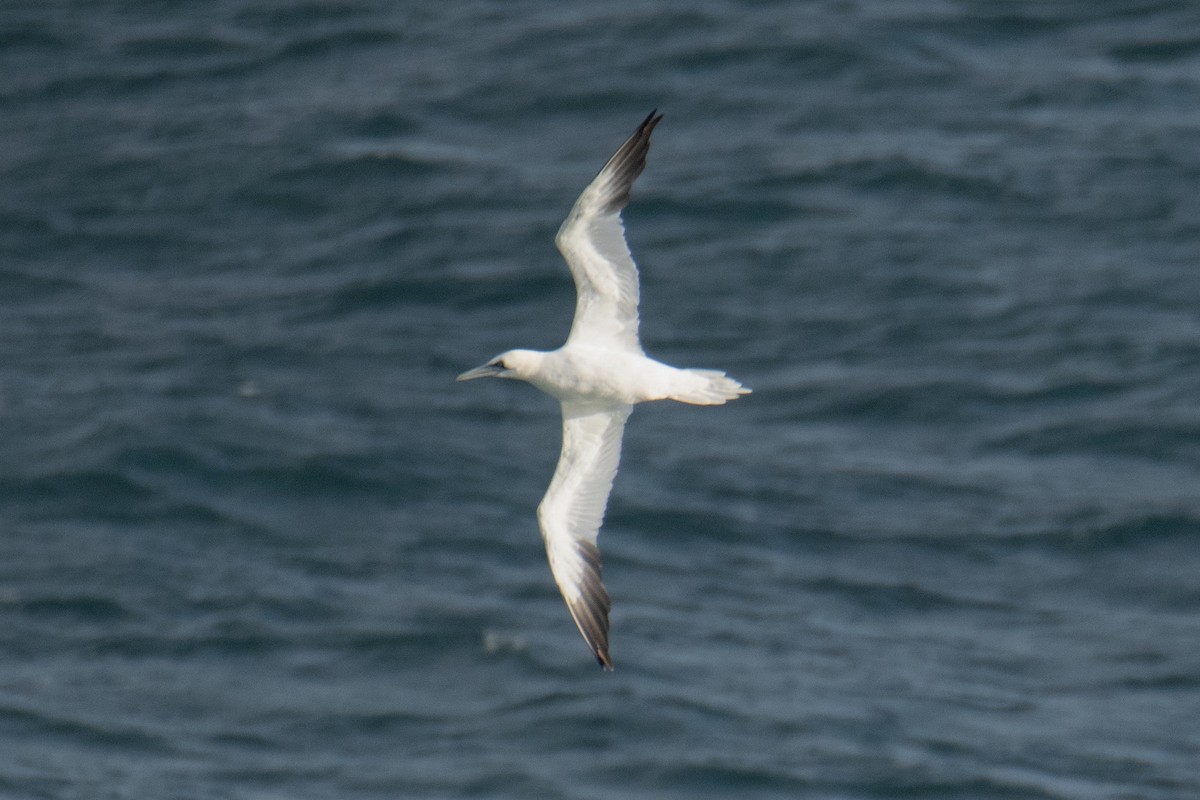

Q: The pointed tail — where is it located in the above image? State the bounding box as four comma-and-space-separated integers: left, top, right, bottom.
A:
668, 369, 751, 405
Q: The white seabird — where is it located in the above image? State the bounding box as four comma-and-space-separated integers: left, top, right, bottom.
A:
458, 111, 750, 669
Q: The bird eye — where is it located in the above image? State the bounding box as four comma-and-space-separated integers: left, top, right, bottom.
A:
494, 359, 506, 369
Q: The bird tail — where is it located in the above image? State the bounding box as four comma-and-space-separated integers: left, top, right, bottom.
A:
668, 369, 751, 405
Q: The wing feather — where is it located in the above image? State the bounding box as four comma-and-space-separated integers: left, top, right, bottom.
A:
555, 111, 662, 353
536, 401, 632, 669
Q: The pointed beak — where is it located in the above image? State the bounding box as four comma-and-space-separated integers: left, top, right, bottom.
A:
456, 363, 505, 382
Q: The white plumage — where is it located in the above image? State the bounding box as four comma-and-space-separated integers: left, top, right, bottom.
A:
458, 112, 750, 669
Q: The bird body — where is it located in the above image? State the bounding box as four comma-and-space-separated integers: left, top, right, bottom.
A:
459, 112, 749, 669
481, 346, 744, 406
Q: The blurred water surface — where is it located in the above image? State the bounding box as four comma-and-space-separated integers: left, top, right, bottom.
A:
2, 2, 1199, 798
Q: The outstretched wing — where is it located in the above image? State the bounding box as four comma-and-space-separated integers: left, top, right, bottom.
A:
536, 400, 633, 669
555, 111, 662, 354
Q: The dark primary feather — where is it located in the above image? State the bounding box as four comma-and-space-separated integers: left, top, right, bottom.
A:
592, 110, 663, 216
565, 539, 613, 670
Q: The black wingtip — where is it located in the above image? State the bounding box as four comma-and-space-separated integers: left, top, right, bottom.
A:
589, 110, 665, 216
638, 109, 663, 139
562, 540, 615, 671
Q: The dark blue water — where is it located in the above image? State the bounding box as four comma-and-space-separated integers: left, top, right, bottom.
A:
3, 2, 1199, 798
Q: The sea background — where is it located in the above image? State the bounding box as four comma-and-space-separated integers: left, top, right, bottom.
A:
2, 2, 1199, 798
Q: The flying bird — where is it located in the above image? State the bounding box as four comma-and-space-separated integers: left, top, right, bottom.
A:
458, 112, 750, 669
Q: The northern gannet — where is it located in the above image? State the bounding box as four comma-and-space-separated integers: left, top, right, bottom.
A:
458, 112, 750, 669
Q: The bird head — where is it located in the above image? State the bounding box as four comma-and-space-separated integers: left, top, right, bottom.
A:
456, 349, 540, 382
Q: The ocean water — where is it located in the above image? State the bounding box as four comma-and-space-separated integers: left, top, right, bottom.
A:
2, 1, 1199, 798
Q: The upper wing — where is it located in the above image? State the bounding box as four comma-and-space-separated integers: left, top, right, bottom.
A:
555, 111, 663, 354
536, 400, 633, 669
